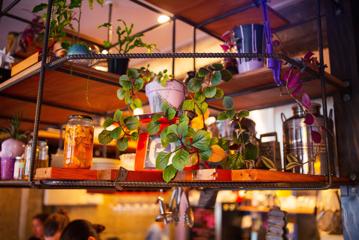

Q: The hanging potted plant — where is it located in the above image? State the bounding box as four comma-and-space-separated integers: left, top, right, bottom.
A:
98, 19, 156, 75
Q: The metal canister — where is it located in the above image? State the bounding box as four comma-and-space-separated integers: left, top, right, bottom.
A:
282, 103, 332, 175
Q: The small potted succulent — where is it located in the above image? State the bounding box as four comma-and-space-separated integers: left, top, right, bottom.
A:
98, 19, 156, 75
0, 115, 26, 159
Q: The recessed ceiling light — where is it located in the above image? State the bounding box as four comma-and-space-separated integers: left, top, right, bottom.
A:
157, 15, 170, 24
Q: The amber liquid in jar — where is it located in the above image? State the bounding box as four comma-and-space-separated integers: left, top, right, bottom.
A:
64, 115, 94, 168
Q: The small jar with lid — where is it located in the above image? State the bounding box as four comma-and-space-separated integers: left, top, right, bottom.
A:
64, 115, 94, 168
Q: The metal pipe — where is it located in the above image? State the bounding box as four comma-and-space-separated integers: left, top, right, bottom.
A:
172, 17, 176, 76
29, 0, 53, 182
0, 0, 21, 18
316, 0, 332, 188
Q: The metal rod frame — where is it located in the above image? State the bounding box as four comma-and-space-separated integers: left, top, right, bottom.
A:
28, 0, 53, 182
0, 0, 347, 190
0, 0, 21, 18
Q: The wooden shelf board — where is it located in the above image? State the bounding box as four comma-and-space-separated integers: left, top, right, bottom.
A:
145, 0, 288, 38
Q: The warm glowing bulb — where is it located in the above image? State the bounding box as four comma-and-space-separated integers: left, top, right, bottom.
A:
157, 15, 170, 24
101, 49, 108, 54
133, 108, 144, 116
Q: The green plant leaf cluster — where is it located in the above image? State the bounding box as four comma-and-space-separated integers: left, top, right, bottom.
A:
0, 115, 27, 142
98, 110, 139, 151
33, 0, 103, 42
99, 19, 156, 53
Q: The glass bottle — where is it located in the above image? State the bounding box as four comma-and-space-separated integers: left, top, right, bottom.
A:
24, 140, 39, 180
13, 156, 25, 180
64, 115, 94, 168
36, 141, 49, 169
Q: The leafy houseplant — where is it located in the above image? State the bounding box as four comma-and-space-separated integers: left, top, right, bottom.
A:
0, 115, 26, 158
99, 63, 241, 182
32, 0, 103, 56
98, 20, 156, 74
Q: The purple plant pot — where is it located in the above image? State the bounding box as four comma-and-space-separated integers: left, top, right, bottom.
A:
1, 157, 15, 180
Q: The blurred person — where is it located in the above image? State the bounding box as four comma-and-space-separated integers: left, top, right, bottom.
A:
145, 222, 169, 240
44, 210, 70, 240
29, 213, 49, 240
60, 219, 105, 240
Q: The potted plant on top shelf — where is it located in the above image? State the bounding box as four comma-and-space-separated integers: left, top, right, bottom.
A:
98, 19, 156, 75
32, 0, 104, 58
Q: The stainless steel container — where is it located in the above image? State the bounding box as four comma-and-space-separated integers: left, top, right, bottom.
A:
282, 104, 331, 175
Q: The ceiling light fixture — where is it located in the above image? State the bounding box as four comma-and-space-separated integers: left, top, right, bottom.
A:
157, 15, 170, 24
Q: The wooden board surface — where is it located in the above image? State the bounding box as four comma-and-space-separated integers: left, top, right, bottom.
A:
145, 0, 288, 37
34, 168, 348, 184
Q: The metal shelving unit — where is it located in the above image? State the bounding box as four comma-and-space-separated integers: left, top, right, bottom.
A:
0, 0, 351, 190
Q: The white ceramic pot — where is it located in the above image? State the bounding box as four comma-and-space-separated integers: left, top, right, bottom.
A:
145, 80, 185, 113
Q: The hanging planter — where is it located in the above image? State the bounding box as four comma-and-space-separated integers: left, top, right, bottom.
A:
233, 24, 265, 73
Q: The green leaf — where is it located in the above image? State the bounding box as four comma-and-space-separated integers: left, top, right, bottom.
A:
160, 128, 170, 148
217, 111, 228, 120
127, 68, 140, 78
110, 127, 122, 139
117, 138, 128, 151
261, 156, 276, 170
167, 124, 178, 135
179, 114, 189, 125
204, 86, 217, 98
187, 78, 202, 93
117, 89, 126, 100
195, 101, 208, 115
172, 149, 190, 171
286, 161, 302, 170
287, 153, 299, 163
152, 113, 162, 122
163, 165, 177, 183
220, 69, 232, 82
131, 131, 139, 141
166, 107, 176, 120
192, 130, 211, 151
124, 116, 139, 130
32, 3, 48, 13
194, 92, 206, 103
98, 130, 112, 144
211, 71, 222, 86
226, 109, 236, 119
211, 63, 224, 71
214, 88, 224, 99
156, 152, 171, 170
177, 122, 188, 137
210, 137, 219, 146
182, 99, 194, 111
199, 149, 212, 161
198, 67, 209, 78
113, 109, 122, 122
147, 121, 160, 135
223, 96, 234, 110
133, 98, 142, 108
238, 110, 250, 118
119, 75, 131, 90
134, 78, 144, 90
244, 143, 259, 160
103, 118, 113, 128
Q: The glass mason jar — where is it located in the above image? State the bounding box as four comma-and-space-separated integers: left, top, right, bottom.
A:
64, 115, 94, 168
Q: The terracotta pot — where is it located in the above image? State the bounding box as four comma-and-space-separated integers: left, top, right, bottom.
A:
145, 80, 185, 113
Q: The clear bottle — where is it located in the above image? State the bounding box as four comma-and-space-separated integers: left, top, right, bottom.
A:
64, 115, 94, 168
24, 140, 39, 180
13, 156, 25, 180
37, 141, 49, 169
